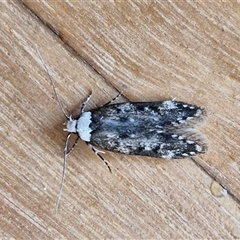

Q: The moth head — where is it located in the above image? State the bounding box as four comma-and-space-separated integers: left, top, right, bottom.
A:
63, 112, 92, 142
64, 116, 77, 133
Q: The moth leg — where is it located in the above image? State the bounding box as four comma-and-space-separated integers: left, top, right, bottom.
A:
80, 91, 92, 113
87, 143, 112, 173
101, 91, 123, 107
67, 135, 80, 155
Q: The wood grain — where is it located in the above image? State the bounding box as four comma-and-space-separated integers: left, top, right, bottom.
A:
1, 1, 240, 239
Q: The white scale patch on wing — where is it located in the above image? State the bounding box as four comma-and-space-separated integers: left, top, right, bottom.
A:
162, 101, 178, 109
195, 144, 203, 152
117, 103, 132, 112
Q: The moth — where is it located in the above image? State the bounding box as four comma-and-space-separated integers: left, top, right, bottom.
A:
67, 98, 207, 161
36, 47, 207, 211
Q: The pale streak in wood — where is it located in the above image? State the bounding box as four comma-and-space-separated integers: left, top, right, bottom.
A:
1, 1, 240, 239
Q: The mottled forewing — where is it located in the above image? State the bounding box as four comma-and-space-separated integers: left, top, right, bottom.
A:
89, 101, 206, 159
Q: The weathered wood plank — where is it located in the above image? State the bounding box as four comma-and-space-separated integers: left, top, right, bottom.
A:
1, 0, 240, 239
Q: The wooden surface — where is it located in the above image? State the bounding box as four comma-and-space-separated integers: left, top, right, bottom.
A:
1, 1, 240, 239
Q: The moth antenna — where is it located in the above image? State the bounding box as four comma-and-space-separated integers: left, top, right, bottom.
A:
55, 132, 72, 214
36, 45, 70, 120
